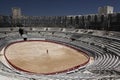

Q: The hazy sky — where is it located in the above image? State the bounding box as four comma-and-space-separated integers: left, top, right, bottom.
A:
0, 0, 120, 16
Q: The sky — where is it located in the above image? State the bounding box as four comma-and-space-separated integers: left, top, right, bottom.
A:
0, 0, 120, 16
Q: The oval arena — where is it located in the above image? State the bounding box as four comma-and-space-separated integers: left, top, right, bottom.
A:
4, 40, 89, 74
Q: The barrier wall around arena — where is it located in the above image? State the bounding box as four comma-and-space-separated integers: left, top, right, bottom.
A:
4, 40, 90, 75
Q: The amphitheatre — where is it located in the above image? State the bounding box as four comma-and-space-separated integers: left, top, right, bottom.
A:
0, 2, 120, 79
0, 27, 120, 80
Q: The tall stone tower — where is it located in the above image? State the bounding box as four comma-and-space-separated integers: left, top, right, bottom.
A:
12, 7, 21, 19
98, 6, 114, 15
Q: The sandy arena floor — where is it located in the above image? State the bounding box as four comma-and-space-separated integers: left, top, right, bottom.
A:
4, 40, 89, 74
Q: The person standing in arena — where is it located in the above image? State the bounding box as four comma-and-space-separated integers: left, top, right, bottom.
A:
46, 49, 48, 54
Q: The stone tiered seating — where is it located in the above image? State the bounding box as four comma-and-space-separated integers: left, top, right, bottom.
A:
0, 27, 120, 80
47, 27, 61, 32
